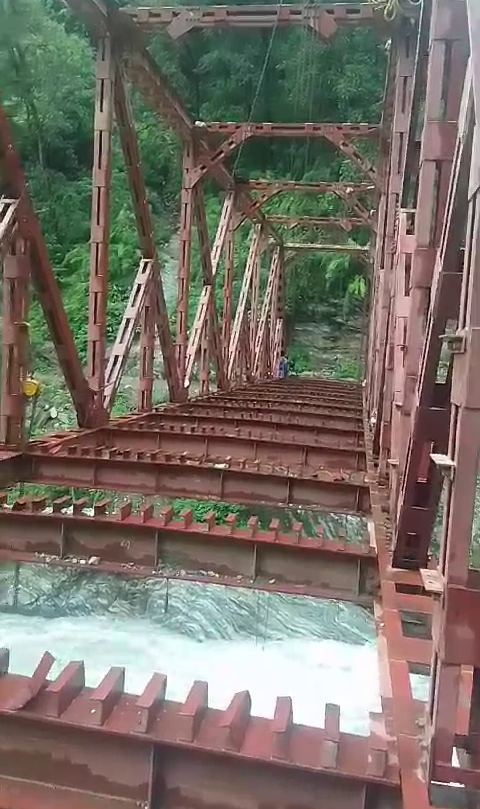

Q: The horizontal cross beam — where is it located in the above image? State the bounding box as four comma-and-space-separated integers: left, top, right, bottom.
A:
268, 215, 366, 230
237, 179, 375, 193
197, 122, 379, 137
125, 4, 388, 39
0, 497, 376, 603
284, 243, 370, 252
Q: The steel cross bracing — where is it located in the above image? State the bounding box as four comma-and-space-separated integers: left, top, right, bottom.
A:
2, 0, 480, 807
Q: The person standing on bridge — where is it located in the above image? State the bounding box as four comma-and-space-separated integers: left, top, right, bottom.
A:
278, 353, 289, 379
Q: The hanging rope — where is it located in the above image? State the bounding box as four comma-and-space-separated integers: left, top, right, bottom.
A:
233, 0, 285, 172
369, 0, 421, 23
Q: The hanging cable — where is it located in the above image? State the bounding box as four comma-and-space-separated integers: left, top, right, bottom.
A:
233, 0, 285, 172
369, 0, 421, 23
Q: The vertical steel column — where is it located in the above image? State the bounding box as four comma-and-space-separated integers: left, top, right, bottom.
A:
250, 232, 261, 367
199, 306, 210, 394
228, 224, 262, 380
139, 295, 156, 409
389, 209, 415, 521
176, 142, 195, 383
373, 32, 416, 469
87, 36, 115, 399
0, 237, 30, 446
428, 132, 480, 792
0, 103, 96, 427
393, 0, 469, 568
222, 210, 235, 365
113, 68, 181, 409
401, 0, 468, 434
367, 46, 395, 412
184, 191, 234, 390
253, 247, 279, 379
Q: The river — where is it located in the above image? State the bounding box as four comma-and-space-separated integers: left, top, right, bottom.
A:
0, 562, 428, 734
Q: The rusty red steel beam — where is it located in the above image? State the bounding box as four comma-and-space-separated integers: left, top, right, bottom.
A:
23, 448, 371, 512
189, 183, 227, 391
117, 409, 365, 447
103, 258, 153, 410
241, 379, 363, 392
189, 127, 379, 189
0, 196, 18, 256
186, 191, 235, 389
125, 3, 390, 38
365, 415, 440, 808
0, 649, 400, 809
199, 122, 380, 137
268, 215, 366, 230
36, 425, 367, 471
207, 391, 363, 411
238, 180, 375, 193
228, 225, 263, 380
147, 401, 364, 431
0, 236, 30, 446
253, 248, 280, 379
112, 65, 182, 407
87, 36, 115, 400
0, 496, 378, 603
393, 49, 472, 569
284, 243, 369, 253
0, 104, 97, 428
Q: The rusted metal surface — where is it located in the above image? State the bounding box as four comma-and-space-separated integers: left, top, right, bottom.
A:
39, 425, 366, 470
0, 650, 400, 809
199, 122, 380, 137
87, 36, 115, 401
112, 66, 181, 407
0, 197, 18, 256
125, 3, 390, 38
23, 449, 370, 511
0, 495, 378, 603
0, 101, 97, 428
0, 237, 30, 446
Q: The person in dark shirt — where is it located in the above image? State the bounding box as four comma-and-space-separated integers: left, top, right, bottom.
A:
278, 353, 289, 379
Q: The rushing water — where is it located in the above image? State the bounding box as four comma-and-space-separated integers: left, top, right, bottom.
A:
0, 562, 429, 734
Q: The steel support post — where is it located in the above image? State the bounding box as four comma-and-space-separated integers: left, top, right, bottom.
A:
186, 192, 234, 389
222, 202, 235, 364
249, 230, 262, 368
427, 114, 480, 796
393, 7, 470, 569
253, 248, 280, 379
389, 209, 415, 522
192, 185, 227, 391
109, 68, 182, 407
0, 104, 96, 427
0, 237, 30, 446
199, 305, 210, 394
228, 225, 262, 381
87, 36, 115, 400
104, 260, 154, 411
176, 142, 195, 383
371, 31, 416, 468
401, 0, 468, 439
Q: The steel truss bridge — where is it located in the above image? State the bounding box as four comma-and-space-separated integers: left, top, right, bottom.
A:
0, 0, 479, 806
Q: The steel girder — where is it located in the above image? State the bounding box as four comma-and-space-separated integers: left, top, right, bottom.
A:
125, 3, 389, 35
0, 493, 378, 604
365, 0, 480, 802
0, 647, 400, 809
